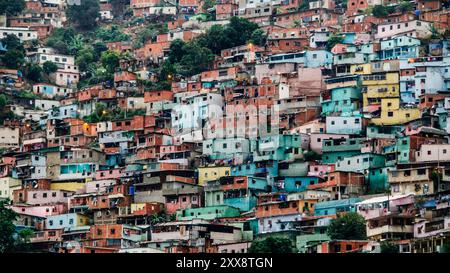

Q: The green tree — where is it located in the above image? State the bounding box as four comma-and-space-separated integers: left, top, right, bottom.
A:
96, 25, 130, 43
0, 200, 18, 253
25, 64, 43, 82
46, 28, 76, 54
100, 50, 120, 74
158, 61, 177, 83
168, 39, 187, 64
248, 237, 296, 253
398, 1, 414, 12
250, 29, 267, 47
0, 94, 7, 108
0, 35, 25, 69
67, 0, 100, 30
43, 61, 58, 74
372, 5, 395, 18
372, 5, 389, 17
202, 0, 215, 11
0, 34, 24, 52
109, 0, 128, 16
92, 42, 108, 60
1, 49, 24, 69
179, 41, 214, 76
84, 103, 111, 122
326, 212, 367, 240
327, 34, 345, 51
0, 0, 25, 16
76, 47, 95, 72
380, 241, 399, 253
197, 25, 232, 54
226, 16, 259, 47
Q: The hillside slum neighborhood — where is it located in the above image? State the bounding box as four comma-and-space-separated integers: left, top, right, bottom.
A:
0, 0, 450, 253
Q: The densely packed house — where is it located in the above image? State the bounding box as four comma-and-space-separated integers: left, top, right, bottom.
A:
0, 0, 449, 253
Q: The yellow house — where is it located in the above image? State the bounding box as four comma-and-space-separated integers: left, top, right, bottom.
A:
76, 213, 91, 226
0, 177, 21, 201
50, 182, 85, 192
371, 98, 420, 125
362, 72, 399, 108
350, 63, 372, 75
198, 166, 231, 185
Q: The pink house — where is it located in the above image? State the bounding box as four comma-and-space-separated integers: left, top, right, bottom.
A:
331, 44, 348, 54
165, 194, 201, 215
10, 204, 67, 218
308, 163, 335, 178
95, 168, 124, 181
26, 190, 74, 205
85, 179, 117, 194
309, 133, 349, 154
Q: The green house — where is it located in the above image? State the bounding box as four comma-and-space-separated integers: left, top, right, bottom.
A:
176, 205, 241, 221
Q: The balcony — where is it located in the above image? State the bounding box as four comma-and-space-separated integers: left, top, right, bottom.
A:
325, 76, 359, 90
162, 186, 201, 196
322, 140, 362, 153
367, 225, 413, 238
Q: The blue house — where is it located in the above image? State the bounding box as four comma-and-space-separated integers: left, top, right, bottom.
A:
314, 198, 362, 216
378, 36, 420, 60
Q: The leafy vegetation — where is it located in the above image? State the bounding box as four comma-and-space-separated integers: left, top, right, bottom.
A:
163, 17, 261, 78
371, 5, 396, 18
0, 94, 15, 124
24, 63, 43, 82
248, 237, 297, 253
67, 0, 100, 31
43, 61, 58, 75
83, 103, 146, 123
133, 23, 168, 49
95, 25, 130, 43
0, 0, 25, 16
380, 241, 399, 253
0, 200, 33, 253
326, 212, 367, 240
327, 34, 345, 51
0, 35, 25, 69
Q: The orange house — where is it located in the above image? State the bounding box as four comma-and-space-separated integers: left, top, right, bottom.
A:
318, 240, 370, 253
144, 90, 173, 103
255, 200, 315, 218
215, 3, 238, 20
111, 115, 145, 132
419, 94, 450, 110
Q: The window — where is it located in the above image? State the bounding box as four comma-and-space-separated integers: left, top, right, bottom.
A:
334, 244, 341, 252
110, 228, 115, 234
387, 111, 393, 117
